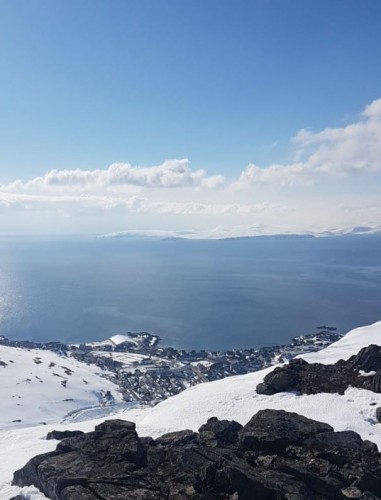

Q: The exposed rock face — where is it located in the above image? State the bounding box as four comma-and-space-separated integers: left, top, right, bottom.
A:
351, 345, 381, 372
257, 345, 381, 396
46, 430, 84, 440
13, 410, 381, 499
376, 407, 381, 424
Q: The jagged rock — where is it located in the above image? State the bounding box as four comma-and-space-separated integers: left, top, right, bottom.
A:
239, 409, 332, 453
256, 363, 300, 395
373, 372, 381, 393
198, 416, 242, 446
350, 345, 381, 372
354, 471, 381, 497
155, 429, 197, 446
46, 430, 85, 440
376, 407, 381, 423
257, 344, 381, 396
13, 410, 381, 500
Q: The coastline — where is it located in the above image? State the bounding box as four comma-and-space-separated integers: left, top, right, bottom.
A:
0, 326, 341, 407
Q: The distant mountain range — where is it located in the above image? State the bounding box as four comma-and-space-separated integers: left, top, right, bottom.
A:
99, 224, 381, 241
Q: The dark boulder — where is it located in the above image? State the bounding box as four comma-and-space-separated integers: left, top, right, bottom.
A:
13, 410, 381, 500
198, 416, 242, 446
239, 409, 332, 453
256, 368, 297, 395
304, 430, 379, 468
353, 471, 381, 498
46, 430, 84, 440
372, 371, 381, 393
257, 344, 381, 397
349, 345, 381, 372
155, 429, 197, 446
376, 407, 381, 423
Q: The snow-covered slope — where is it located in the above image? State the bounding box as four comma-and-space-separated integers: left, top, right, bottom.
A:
301, 320, 381, 364
136, 321, 381, 440
0, 345, 124, 430
1, 320, 381, 499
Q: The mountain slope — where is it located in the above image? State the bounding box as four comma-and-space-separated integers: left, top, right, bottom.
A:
136, 320, 381, 443
0, 344, 124, 430
2, 320, 381, 499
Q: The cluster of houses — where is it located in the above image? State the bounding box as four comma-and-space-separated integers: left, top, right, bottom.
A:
70, 327, 342, 404
0, 327, 341, 405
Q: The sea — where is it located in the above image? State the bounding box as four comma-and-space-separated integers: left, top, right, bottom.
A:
0, 234, 380, 351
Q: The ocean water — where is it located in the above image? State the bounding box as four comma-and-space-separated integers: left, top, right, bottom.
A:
0, 234, 380, 350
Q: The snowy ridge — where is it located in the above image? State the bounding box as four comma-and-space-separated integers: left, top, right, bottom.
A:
1, 320, 381, 499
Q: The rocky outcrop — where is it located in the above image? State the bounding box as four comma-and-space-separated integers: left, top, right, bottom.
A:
350, 345, 381, 372
376, 407, 381, 424
257, 345, 381, 396
12, 410, 381, 499
46, 430, 84, 440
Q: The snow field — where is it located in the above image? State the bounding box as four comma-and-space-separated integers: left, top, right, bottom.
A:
1, 320, 381, 499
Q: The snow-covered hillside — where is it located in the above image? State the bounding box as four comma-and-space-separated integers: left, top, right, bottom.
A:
0, 345, 125, 430
137, 320, 381, 442
1, 320, 381, 499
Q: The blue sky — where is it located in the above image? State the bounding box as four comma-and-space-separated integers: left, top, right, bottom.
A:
0, 1, 381, 235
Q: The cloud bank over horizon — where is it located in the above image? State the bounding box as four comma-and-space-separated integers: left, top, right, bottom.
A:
1, 99, 381, 236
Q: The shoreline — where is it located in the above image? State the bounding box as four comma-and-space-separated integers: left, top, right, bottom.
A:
0, 326, 342, 406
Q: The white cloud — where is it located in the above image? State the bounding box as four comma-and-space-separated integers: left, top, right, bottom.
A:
363, 98, 381, 120
3, 100, 381, 195
235, 98, 381, 187
234, 162, 313, 187
5, 159, 226, 192
1, 98, 381, 234
0, 191, 281, 217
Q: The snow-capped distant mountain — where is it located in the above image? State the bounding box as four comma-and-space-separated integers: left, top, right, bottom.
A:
99, 224, 381, 240
2, 320, 381, 499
